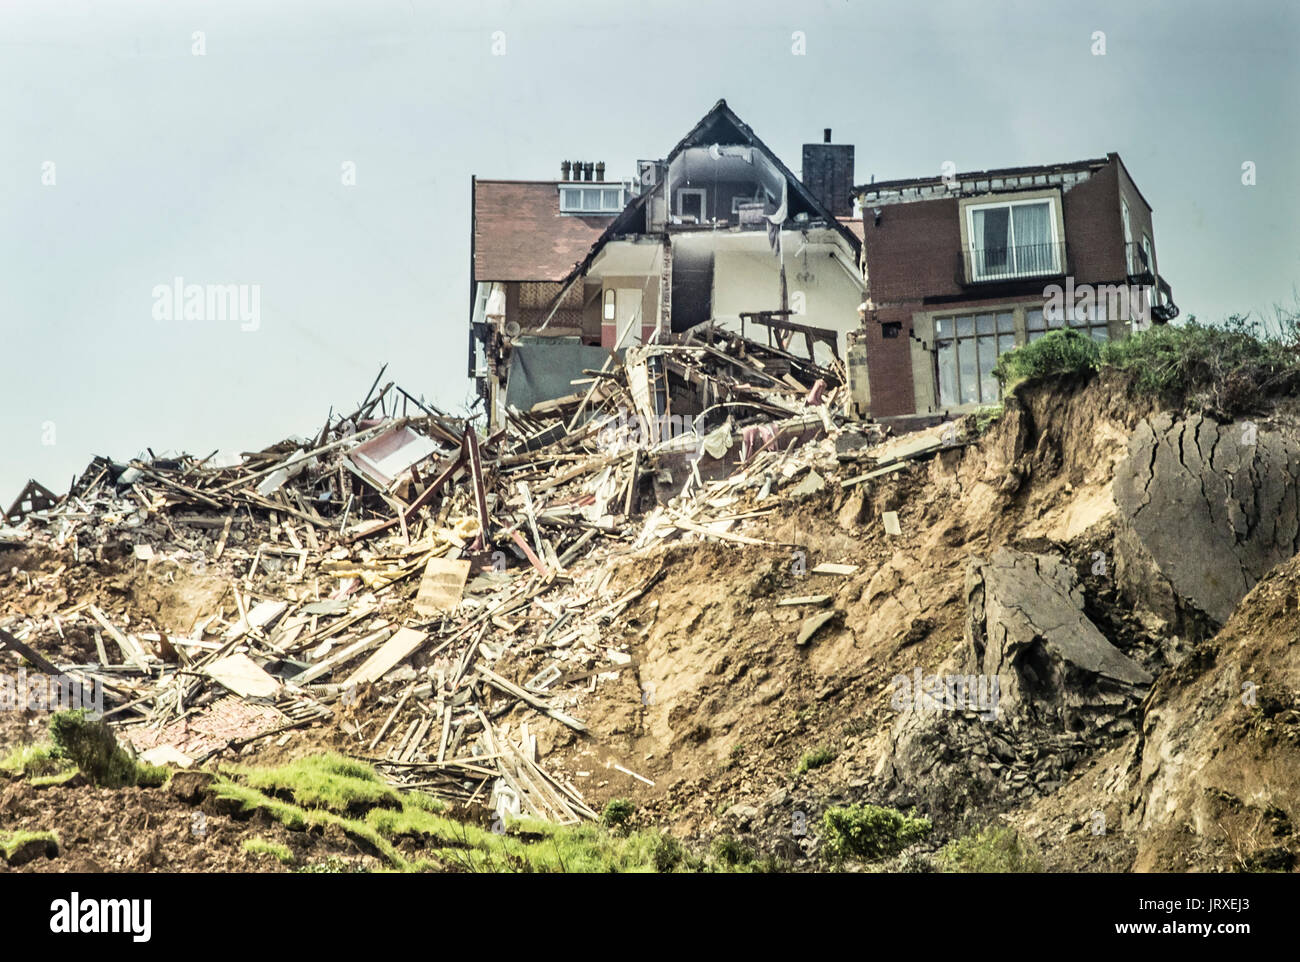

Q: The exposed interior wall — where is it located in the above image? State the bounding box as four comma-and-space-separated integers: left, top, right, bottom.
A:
595, 274, 660, 347
710, 244, 862, 361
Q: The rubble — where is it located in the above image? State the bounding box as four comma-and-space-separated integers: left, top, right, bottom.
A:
1, 338, 957, 824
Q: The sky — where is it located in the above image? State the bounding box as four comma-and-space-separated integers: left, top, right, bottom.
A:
2, 0, 1297, 504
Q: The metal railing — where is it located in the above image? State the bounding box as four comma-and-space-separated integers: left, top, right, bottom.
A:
962, 241, 1066, 283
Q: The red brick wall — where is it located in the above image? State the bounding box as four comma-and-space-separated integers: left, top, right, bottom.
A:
860, 157, 1132, 415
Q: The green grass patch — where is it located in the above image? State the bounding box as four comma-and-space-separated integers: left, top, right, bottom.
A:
794, 746, 836, 776
0, 741, 73, 779
242, 837, 294, 866
0, 829, 59, 861
820, 804, 932, 864
937, 824, 1042, 873
214, 753, 707, 873
233, 752, 403, 814
48, 710, 167, 788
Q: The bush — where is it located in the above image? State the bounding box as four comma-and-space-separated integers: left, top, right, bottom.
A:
710, 833, 754, 867
820, 804, 931, 863
48, 710, 166, 788
937, 825, 1042, 873
1100, 316, 1300, 415
600, 797, 635, 829
992, 329, 1100, 390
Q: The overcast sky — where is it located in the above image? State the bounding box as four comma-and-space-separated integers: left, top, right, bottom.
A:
2, 0, 1297, 503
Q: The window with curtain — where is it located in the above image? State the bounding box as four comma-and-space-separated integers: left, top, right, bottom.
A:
968, 200, 1059, 280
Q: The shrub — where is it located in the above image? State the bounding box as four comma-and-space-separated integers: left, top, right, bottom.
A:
820, 804, 932, 864
937, 824, 1042, 873
992, 329, 1100, 390
1100, 316, 1300, 415
48, 710, 166, 788
710, 833, 754, 867
601, 797, 635, 829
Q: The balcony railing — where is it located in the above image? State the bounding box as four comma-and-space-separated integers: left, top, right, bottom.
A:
967, 240, 1066, 282
962, 241, 1067, 284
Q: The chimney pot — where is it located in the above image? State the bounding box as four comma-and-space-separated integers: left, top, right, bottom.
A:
824, 128, 832, 144
595, 161, 606, 181
561, 160, 571, 180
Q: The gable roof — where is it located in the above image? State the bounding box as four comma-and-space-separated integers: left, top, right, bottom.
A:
553, 100, 862, 291
472, 179, 616, 282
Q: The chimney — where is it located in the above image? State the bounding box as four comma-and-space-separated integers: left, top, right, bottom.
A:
571, 160, 582, 182
802, 130, 854, 218
595, 161, 606, 182
584, 162, 594, 181
561, 160, 572, 181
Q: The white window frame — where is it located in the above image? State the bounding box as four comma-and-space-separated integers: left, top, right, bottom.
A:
964, 197, 1061, 281
1121, 198, 1134, 272
675, 188, 706, 220
559, 185, 625, 214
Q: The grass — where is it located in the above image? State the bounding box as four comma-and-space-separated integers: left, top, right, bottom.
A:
213, 753, 719, 873
233, 752, 403, 814
936, 824, 1042, 873
48, 710, 167, 788
0, 829, 59, 861
0, 741, 73, 779
820, 804, 932, 864
994, 313, 1300, 417
794, 746, 836, 776
242, 837, 294, 866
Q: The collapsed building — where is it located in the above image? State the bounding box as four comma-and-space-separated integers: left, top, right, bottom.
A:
469, 100, 1177, 427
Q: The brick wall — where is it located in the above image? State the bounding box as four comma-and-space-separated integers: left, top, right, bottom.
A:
860, 156, 1135, 416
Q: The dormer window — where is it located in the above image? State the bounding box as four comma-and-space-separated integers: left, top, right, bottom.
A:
559, 185, 625, 214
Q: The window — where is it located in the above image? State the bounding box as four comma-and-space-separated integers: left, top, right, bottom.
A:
559, 185, 625, 214
676, 188, 706, 220
1121, 199, 1134, 272
1030, 300, 1111, 342
935, 311, 1016, 406
966, 198, 1060, 281
1065, 298, 1112, 342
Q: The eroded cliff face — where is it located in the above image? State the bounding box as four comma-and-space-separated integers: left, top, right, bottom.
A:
1113, 412, 1300, 627
850, 381, 1300, 870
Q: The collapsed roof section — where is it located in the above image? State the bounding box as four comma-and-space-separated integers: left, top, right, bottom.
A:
550, 99, 862, 298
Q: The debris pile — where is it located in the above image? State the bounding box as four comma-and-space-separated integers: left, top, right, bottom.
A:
1, 339, 957, 824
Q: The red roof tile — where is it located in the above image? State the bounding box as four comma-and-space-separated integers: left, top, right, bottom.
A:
473, 180, 616, 282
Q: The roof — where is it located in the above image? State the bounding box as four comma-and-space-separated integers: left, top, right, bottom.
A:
552, 100, 862, 294
855, 157, 1110, 196
472, 180, 616, 282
